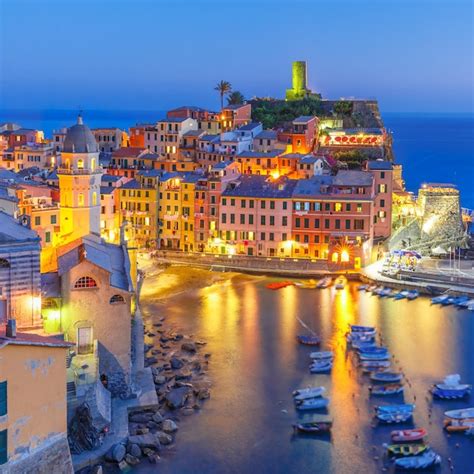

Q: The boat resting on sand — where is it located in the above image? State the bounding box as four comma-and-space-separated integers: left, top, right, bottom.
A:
390, 428, 427, 442
295, 397, 329, 411
310, 360, 333, 373
370, 372, 402, 383
292, 386, 325, 400
394, 450, 441, 470
360, 360, 391, 370
293, 421, 332, 434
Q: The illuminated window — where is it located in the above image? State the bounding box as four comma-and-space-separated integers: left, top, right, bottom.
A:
91, 158, 96, 171
145, 217, 150, 226
78, 194, 84, 206
74, 276, 98, 289
92, 192, 97, 206
341, 250, 350, 262
77, 159, 84, 169
332, 252, 339, 263
335, 202, 342, 212
110, 294, 125, 304
357, 204, 362, 213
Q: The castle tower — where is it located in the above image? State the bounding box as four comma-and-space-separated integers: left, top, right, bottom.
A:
58, 115, 103, 244
286, 60, 317, 101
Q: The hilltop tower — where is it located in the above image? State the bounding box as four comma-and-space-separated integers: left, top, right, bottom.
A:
286, 60, 318, 101
58, 115, 103, 244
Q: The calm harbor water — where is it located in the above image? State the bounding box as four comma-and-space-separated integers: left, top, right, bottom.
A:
136, 268, 474, 474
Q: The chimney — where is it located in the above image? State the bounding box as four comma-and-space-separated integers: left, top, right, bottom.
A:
6, 319, 16, 338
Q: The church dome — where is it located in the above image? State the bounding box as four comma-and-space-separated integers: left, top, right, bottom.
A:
63, 115, 98, 153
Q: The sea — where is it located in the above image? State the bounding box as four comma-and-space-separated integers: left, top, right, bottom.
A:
133, 267, 474, 474
0, 110, 473, 208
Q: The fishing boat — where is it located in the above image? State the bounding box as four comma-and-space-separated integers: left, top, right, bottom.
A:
347, 333, 375, 345
316, 277, 332, 289
294, 279, 318, 289
370, 372, 403, 383
360, 360, 391, 369
444, 407, 474, 420
359, 352, 390, 361
377, 411, 412, 423
334, 276, 346, 290
292, 386, 325, 400
386, 443, 429, 457
357, 284, 368, 291
266, 281, 293, 290
391, 428, 427, 442
357, 346, 388, 355
453, 295, 469, 306
309, 351, 334, 360
369, 384, 404, 396
432, 386, 471, 399
444, 418, 474, 432
310, 360, 333, 373
350, 324, 376, 334
293, 421, 332, 434
394, 290, 410, 300
296, 335, 321, 346
406, 290, 419, 300
394, 450, 441, 470
295, 397, 329, 411
431, 294, 450, 305
376, 404, 414, 414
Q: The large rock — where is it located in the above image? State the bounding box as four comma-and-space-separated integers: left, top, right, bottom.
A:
105, 443, 126, 463
165, 387, 189, 409
124, 454, 140, 466
156, 431, 173, 445
170, 357, 184, 370
127, 443, 142, 458
129, 412, 152, 424
128, 433, 160, 449
162, 419, 178, 433
152, 412, 164, 423
154, 375, 166, 385
181, 342, 196, 353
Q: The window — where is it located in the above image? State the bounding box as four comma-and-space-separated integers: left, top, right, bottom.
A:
74, 276, 98, 289
269, 216, 275, 226
230, 214, 235, 224
295, 218, 300, 228
345, 219, 351, 230
335, 219, 341, 230
241, 199, 246, 208
378, 184, 387, 193
51, 214, 57, 224
304, 218, 309, 229
269, 233, 274, 241
45, 232, 51, 243
324, 219, 330, 229
381, 172, 385, 179
283, 201, 287, 210
335, 202, 342, 212
357, 204, 362, 213
282, 216, 288, 226
92, 192, 97, 206
0, 429, 6, 465
261, 201, 266, 209
35, 216, 41, 226
110, 294, 125, 304
261, 232, 266, 240
249, 200, 254, 209
249, 215, 254, 225
314, 235, 320, 243
0, 381, 6, 416
314, 219, 320, 229
260, 215, 266, 225
270, 201, 275, 210
240, 214, 245, 225
354, 219, 365, 230
380, 199, 385, 208
77, 159, 84, 169
345, 203, 351, 212
78, 193, 84, 206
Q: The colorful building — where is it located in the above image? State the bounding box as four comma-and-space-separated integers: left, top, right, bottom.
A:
277, 115, 318, 154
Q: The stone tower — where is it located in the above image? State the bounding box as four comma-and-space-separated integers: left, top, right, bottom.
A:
58, 115, 103, 244
286, 60, 313, 101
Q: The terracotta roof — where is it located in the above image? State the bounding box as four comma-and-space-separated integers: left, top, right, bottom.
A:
112, 147, 146, 158
0, 328, 73, 349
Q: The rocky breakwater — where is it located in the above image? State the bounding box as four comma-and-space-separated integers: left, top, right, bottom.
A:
98, 316, 211, 472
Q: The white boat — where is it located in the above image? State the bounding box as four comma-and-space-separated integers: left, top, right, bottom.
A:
295, 397, 329, 410
394, 450, 441, 470
444, 407, 474, 420
310, 360, 333, 373
435, 374, 471, 391
458, 298, 474, 308
334, 276, 346, 290
292, 386, 326, 401
309, 351, 334, 360
316, 277, 332, 289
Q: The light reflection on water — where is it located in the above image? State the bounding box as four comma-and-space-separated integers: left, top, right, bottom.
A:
136, 270, 474, 474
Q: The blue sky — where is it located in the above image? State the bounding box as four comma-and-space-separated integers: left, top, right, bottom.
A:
0, 0, 472, 113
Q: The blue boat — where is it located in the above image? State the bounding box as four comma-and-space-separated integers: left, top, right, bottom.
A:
431, 295, 450, 305
310, 361, 333, 373
376, 404, 414, 414
453, 295, 469, 306
357, 346, 388, 355
377, 411, 413, 423
297, 335, 321, 346
357, 284, 368, 291
431, 386, 471, 399
370, 372, 403, 383
350, 324, 376, 333
394, 290, 409, 300
359, 352, 391, 361
406, 290, 419, 300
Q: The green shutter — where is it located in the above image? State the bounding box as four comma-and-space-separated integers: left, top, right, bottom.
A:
0, 430, 7, 465
0, 382, 6, 417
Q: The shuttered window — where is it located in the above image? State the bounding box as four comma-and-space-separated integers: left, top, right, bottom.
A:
0, 382, 6, 416
0, 430, 6, 465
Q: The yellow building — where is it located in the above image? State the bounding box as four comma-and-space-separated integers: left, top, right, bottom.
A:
118, 170, 160, 248
100, 186, 120, 244
0, 326, 73, 472
159, 173, 197, 251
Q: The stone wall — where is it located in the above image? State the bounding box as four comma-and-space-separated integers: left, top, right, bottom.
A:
0, 435, 73, 474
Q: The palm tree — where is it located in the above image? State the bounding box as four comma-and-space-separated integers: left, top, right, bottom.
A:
214, 80, 232, 109
227, 91, 245, 106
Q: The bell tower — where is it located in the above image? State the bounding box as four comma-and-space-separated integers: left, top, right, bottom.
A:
58, 115, 103, 244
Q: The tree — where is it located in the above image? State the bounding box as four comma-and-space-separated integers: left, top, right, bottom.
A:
214, 80, 232, 109
227, 91, 245, 106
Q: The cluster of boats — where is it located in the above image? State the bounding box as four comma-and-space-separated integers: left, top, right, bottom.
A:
271, 276, 347, 291
431, 294, 474, 310
357, 285, 420, 300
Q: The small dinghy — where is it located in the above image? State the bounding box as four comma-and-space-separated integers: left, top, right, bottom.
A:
444, 407, 474, 420
309, 351, 333, 360
360, 360, 391, 369
357, 346, 388, 355
376, 404, 414, 414
357, 284, 368, 291
434, 374, 470, 391
379, 287, 394, 297
347, 334, 375, 345
351, 340, 377, 350
292, 386, 325, 400
444, 418, 474, 432
370, 372, 402, 383
293, 421, 332, 434
294, 279, 317, 289
316, 277, 332, 289
394, 450, 441, 470
367, 285, 378, 292
310, 360, 333, 373
295, 397, 329, 411
369, 384, 404, 396
386, 443, 429, 457
391, 428, 427, 442
406, 290, 419, 300
334, 276, 346, 290
359, 352, 390, 361
350, 324, 376, 333
297, 335, 321, 346
267, 281, 293, 290
377, 411, 412, 424
432, 386, 471, 399
394, 290, 410, 300
431, 294, 450, 305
